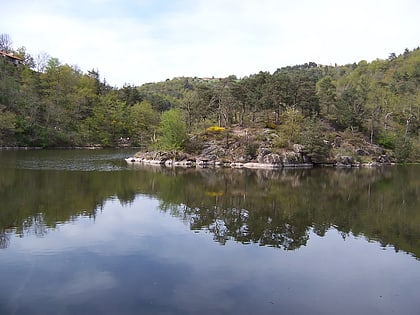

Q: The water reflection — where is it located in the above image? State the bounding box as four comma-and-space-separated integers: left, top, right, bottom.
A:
1, 151, 420, 314
0, 151, 419, 259
2, 196, 419, 315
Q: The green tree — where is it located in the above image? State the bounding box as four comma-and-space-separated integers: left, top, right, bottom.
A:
300, 116, 330, 163
129, 100, 159, 146
158, 109, 187, 151
316, 76, 336, 118
335, 84, 365, 131
279, 108, 304, 143
180, 90, 201, 130
0, 105, 17, 144
80, 92, 127, 146
266, 72, 291, 124
394, 136, 412, 162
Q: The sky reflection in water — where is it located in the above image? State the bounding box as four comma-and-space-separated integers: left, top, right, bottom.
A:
1, 194, 419, 315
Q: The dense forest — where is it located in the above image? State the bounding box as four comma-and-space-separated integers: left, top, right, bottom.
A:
0, 34, 419, 162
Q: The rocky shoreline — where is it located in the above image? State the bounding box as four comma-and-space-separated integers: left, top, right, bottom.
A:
125, 150, 394, 169
124, 126, 397, 169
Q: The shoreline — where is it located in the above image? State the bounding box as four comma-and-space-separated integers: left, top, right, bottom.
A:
125, 157, 393, 169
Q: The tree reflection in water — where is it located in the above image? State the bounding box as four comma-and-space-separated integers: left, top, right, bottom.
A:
0, 164, 419, 258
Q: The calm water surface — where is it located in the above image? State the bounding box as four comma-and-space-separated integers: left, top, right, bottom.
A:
0, 149, 419, 315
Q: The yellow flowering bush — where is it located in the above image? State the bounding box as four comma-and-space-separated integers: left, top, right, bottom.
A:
206, 126, 226, 133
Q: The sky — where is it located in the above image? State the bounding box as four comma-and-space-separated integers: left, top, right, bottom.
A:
1, 0, 419, 87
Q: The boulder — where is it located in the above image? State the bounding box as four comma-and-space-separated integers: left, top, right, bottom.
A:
282, 151, 302, 165
293, 144, 304, 153
335, 155, 354, 167
373, 154, 392, 164
260, 153, 282, 164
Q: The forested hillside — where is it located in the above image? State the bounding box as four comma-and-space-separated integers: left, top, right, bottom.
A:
0, 33, 419, 162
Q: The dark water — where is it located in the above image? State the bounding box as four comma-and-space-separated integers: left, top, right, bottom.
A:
0, 149, 419, 315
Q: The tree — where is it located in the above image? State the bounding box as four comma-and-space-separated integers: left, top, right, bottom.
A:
180, 90, 200, 130
0, 34, 13, 53
129, 100, 159, 146
16, 46, 35, 69
394, 136, 412, 162
316, 76, 336, 118
0, 105, 17, 145
266, 72, 291, 123
230, 79, 250, 126
279, 108, 304, 143
335, 84, 365, 131
288, 71, 319, 117
212, 78, 237, 127
300, 116, 330, 163
34, 52, 50, 73
119, 84, 142, 106
158, 109, 187, 151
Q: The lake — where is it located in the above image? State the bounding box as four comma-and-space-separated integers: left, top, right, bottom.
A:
0, 149, 419, 315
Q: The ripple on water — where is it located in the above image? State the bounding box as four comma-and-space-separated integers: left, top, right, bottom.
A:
10, 149, 137, 172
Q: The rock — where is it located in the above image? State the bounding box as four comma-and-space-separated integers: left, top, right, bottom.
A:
196, 159, 214, 167
282, 152, 301, 165
362, 161, 381, 167
355, 148, 369, 156
257, 147, 271, 159
293, 144, 304, 153
373, 154, 391, 164
260, 153, 281, 164
335, 155, 354, 167
243, 163, 281, 169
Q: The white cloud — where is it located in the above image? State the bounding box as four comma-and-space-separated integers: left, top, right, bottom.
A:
58, 270, 117, 296
1, 0, 419, 86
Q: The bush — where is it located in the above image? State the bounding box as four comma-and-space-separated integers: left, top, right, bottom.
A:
272, 134, 290, 149
394, 137, 412, 162
265, 122, 277, 130
206, 126, 226, 133
377, 132, 396, 149
245, 142, 258, 159
158, 109, 187, 151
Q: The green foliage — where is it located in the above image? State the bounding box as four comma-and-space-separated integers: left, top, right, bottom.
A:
377, 132, 396, 149
279, 108, 304, 143
300, 116, 330, 162
394, 137, 412, 162
335, 84, 365, 130
245, 141, 258, 159
157, 109, 187, 151
0, 105, 17, 144
129, 100, 159, 147
272, 134, 289, 149
316, 76, 336, 118
265, 122, 277, 129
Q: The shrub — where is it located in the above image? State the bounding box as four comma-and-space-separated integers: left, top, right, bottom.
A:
272, 134, 289, 149
245, 142, 258, 159
158, 109, 187, 151
377, 132, 396, 149
394, 137, 412, 162
206, 126, 226, 133
265, 122, 277, 130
